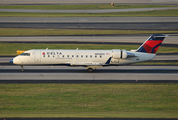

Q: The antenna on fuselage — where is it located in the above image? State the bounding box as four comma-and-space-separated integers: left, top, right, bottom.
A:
46, 47, 48, 50
76, 48, 79, 50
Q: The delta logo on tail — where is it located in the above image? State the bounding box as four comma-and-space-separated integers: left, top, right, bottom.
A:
136, 34, 167, 54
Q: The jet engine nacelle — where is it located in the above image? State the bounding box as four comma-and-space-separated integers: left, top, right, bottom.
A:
112, 49, 127, 59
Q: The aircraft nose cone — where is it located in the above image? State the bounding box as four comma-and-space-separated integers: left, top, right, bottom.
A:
9, 59, 13, 64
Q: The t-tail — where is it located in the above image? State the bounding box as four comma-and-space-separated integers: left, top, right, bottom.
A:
136, 34, 167, 54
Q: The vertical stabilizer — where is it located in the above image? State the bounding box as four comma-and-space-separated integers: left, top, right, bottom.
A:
136, 34, 167, 54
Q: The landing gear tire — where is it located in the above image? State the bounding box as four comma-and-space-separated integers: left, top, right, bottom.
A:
87, 68, 93, 72
21, 65, 24, 72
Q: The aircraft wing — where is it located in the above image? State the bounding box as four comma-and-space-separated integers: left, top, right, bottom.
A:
70, 57, 112, 66
71, 62, 104, 66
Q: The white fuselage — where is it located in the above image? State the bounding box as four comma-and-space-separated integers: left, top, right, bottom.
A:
12, 49, 156, 67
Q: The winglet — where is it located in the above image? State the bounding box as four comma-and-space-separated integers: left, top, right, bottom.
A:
105, 57, 112, 64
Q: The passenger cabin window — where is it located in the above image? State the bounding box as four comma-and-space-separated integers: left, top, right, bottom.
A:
100, 55, 102, 58
86, 55, 88, 58
81, 55, 83, 58
20, 53, 30, 56
90, 55, 92, 58
72, 55, 74, 58
95, 56, 97, 58
67, 55, 69, 57
62, 55, 64, 57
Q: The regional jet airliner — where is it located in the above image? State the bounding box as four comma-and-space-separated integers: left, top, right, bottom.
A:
10, 34, 167, 72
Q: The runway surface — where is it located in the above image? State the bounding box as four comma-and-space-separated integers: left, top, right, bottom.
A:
1, 22, 178, 30
0, 35, 177, 45
0, 66, 178, 82
1, 17, 178, 30
0, 0, 178, 4
1, 7, 178, 13
1, 17, 177, 23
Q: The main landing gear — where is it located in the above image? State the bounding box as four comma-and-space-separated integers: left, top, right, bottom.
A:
86, 66, 102, 72
87, 68, 93, 72
21, 65, 24, 71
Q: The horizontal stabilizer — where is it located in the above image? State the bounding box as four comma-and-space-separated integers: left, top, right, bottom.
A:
127, 52, 136, 57
153, 35, 169, 38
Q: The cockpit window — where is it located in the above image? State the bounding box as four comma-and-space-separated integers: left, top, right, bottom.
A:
20, 53, 30, 56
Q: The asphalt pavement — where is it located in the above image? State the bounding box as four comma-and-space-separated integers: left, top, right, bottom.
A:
1, 17, 177, 23
1, 22, 177, 30
1, 7, 178, 13
0, 0, 178, 4
0, 35, 177, 45
1, 66, 178, 81
1, 16, 178, 30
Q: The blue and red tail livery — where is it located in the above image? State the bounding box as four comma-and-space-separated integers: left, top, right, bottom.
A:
136, 34, 167, 54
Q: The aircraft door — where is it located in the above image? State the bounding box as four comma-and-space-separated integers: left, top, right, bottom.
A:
34, 50, 41, 63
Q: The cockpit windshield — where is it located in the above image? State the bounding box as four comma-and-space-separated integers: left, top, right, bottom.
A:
20, 53, 30, 56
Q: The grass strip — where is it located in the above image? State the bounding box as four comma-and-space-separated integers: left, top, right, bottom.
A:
0, 28, 178, 36
0, 4, 174, 10
0, 83, 177, 118
0, 43, 178, 55
0, 9, 178, 17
